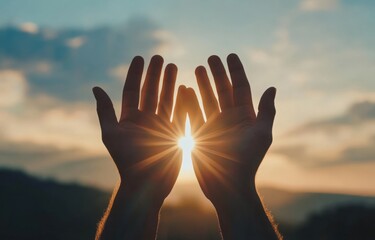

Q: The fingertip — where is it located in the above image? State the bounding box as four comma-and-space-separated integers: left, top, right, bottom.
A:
166, 63, 178, 73
178, 85, 187, 94
132, 56, 144, 64
208, 55, 220, 64
268, 86, 276, 92
259, 87, 277, 116
151, 55, 164, 64
195, 65, 206, 76
227, 53, 239, 62
92, 87, 99, 100
92, 86, 100, 93
267, 87, 277, 100
92, 86, 104, 99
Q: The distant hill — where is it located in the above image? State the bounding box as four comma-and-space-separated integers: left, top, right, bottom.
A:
169, 181, 375, 225
259, 187, 375, 224
288, 204, 375, 240
0, 168, 110, 240
1, 168, 375, 240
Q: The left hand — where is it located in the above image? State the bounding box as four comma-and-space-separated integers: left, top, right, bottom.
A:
93, 55, 187, 204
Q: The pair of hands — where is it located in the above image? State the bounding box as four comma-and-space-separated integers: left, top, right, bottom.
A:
93, 54, 276, 209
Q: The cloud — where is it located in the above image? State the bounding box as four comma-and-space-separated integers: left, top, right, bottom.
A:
151, 30, 186, 57
300, 0, 339, 11
0, 17, 168, 102
0, 101, 102, 152
18, 22, 39, 34
275, 100, 375, 168
0, 70, 28, 108
0, 139, 117, 189
108, 63, 129, 82
65, 36, 86, 48
0, 140, 94, 170
338, 137, 375, 163
273, 145, 308, 162
273, 135, 375, 168
290, 101, 375, 135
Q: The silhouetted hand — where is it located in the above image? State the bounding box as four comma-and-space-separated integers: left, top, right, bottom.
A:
94, 55, 186, 240
185, 54, 280, 239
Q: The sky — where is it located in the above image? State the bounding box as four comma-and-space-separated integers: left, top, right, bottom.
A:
0, 0, 374, 196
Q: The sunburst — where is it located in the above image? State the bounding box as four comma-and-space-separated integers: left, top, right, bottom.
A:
178, 115, 196, 176
178, 115, 195, 152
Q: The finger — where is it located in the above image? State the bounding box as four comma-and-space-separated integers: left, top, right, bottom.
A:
172, 85, 187, 136
93, 87, 118, 133
120, 56, 144, 121
158, 63, 178, 121
140, 55, 164, 113
208, 55, 234, 111
195, 66, 220, 120
256, 87, 276, 131
227, 53, 256, 119
185, 88, 205, 134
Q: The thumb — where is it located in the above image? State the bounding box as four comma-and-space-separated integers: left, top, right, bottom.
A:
93, 87, 118, 133
256, 87, 276, 131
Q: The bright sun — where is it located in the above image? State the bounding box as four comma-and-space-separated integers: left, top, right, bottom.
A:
177, 115, 196, 179
178, 115, 195, 152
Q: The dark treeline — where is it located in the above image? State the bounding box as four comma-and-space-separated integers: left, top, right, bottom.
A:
1, 169, 374, 240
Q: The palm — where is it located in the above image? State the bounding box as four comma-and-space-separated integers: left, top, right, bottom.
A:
112, 114, 179, 198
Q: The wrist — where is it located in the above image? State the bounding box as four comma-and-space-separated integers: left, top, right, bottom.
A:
213, 186, 259, 214
211, 181, 258, 210
98, 181, 162, 240
119, 181, 164, 211
213, 186, 280, 240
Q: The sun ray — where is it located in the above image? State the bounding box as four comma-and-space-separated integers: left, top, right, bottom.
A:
131, 145, 179, 171
193, 149, 237, 193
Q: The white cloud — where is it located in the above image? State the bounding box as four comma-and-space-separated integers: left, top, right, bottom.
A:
18, 22, 39, 34
5, 105, 103, 153
300, 0, 339, 11
0, 70, 28, 108
0, 89, 103, 153
151, 30, 186, 57
65, 36, 86, 48
109, 63, 129, 81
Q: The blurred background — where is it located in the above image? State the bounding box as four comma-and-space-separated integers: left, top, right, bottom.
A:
0, 0, 374, 239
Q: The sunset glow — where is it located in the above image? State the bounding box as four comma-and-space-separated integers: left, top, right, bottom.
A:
0, 0, 374, 196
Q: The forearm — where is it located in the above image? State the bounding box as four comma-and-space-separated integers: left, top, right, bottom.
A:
96, 182, 162, 240
214, 186, 282, 240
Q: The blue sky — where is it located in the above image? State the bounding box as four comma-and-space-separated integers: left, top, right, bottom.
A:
0, 0, 374, 195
